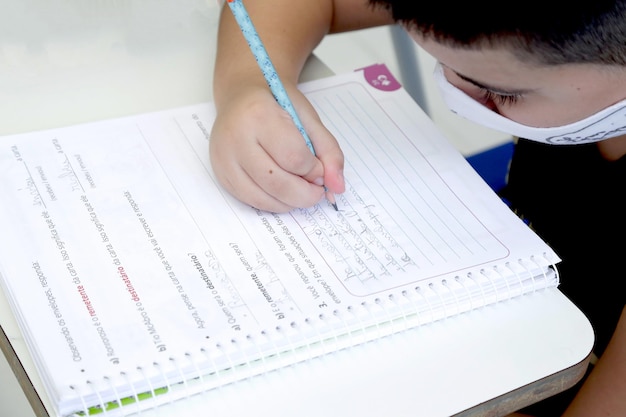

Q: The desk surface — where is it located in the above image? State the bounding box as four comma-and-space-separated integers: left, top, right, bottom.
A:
0, 3, 593, 416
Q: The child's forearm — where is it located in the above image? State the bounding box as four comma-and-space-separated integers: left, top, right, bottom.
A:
212, 0, 393, 108
562, 306, 626, 417
213, 0, 333, 108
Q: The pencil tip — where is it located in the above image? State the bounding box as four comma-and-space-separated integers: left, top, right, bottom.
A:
324, 188, 338, 211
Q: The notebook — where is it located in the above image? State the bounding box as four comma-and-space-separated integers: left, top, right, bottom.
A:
0, 64, 559, 417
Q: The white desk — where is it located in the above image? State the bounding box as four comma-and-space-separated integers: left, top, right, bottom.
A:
0, 3, 593, 416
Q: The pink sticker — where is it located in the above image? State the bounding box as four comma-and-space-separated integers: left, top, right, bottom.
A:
358, 64, 402, 91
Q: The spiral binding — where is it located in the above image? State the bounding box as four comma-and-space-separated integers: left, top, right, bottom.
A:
70, 383, 89, 416
441, 279, 459, 316
103, 375, 123, 413
400, 289, 423, 329
305, 315, 330, 354
88, 379, 106, 415
134, 367, 158, 412
62, 253, 560, 416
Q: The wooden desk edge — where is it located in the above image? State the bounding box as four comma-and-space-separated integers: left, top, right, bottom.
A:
0, 325, 48, 417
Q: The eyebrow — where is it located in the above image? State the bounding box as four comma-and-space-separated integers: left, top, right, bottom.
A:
452, 70, 532, 96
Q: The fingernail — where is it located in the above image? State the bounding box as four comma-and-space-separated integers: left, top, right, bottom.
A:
314, 177, 324, 186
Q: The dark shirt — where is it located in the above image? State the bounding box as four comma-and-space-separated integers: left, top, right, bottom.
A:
501, 138, 626, 416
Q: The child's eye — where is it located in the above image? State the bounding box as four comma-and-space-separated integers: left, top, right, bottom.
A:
479, 88, 522, 106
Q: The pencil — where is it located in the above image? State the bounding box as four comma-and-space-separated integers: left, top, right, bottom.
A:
225, 0, 338, 211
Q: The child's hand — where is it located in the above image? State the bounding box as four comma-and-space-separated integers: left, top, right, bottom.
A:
210, 85, 345, 213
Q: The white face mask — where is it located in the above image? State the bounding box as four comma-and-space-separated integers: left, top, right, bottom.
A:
433, 62, 626, 145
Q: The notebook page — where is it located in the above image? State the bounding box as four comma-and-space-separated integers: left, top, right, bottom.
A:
0, 66, 559, 415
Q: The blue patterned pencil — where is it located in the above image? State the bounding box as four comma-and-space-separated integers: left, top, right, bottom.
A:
226, 0, 338, 211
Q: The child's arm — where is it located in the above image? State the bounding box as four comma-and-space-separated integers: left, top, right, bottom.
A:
210, 0, 392, 212
561, 305, 626, 417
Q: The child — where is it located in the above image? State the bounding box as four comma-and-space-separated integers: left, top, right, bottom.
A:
210, 1, 626, 415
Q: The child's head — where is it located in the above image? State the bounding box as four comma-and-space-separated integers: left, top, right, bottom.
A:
369, 0, 626, 66
368, 0, 626, 143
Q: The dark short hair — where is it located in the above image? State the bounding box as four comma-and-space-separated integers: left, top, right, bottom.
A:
368, 0, 626, 66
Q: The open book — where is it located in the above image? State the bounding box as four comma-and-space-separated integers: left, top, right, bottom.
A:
0, 64, 559, 417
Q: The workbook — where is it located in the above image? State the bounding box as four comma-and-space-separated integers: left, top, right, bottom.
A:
0, 64, 559, 417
